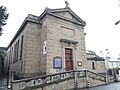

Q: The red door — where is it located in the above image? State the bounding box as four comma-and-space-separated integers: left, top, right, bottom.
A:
65, 48, 73, 71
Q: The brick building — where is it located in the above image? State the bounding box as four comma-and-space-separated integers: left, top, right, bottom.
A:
7, 5, 88, 81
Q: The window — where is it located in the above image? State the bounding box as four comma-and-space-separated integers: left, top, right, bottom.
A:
20, 35, 23, 60
13, 43, 17, 63
43, 40, 47, 54
16, 40, 19, 61
116, 69, 119, 74
13, 40, 19, 63
10, 47, 13, 64
92, 62, 95, 69
20, 61, 23, 71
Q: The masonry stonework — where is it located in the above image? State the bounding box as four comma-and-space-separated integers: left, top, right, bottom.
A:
7, 6, 88, 82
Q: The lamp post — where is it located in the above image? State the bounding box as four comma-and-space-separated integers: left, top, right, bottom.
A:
100, 49, 109, 84
105, 49, 111, 84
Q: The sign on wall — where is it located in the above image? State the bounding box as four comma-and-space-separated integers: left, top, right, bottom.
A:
53, 56, 62, 69
43, 40, 47, 54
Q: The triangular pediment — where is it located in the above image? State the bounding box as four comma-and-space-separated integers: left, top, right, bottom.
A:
40, 7, 86, 26
53, 11, 81, 23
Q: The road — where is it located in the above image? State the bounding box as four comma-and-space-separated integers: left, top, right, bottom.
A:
81, 82, 120, 90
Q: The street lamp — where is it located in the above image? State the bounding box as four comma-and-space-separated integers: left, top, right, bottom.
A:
100, 49, 109, 84
105, 49, 111, 84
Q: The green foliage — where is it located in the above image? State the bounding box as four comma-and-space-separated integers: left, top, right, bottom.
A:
0, 49, 5, 61
0, 5, 9, 36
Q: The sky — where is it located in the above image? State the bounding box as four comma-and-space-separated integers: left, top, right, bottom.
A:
0, 0, 120, 57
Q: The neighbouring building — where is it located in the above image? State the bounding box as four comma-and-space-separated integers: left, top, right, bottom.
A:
86, 50, 106, 75
107, 60, 120, 81
7, 4, 88, 81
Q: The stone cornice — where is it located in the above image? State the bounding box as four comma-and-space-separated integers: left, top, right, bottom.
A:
7, 15, 41, 49
39, 7, 86, 26
47, 12, 85, 26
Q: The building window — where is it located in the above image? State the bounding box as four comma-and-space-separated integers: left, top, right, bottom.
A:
20, 61, 23, 71
13, 43, 17, 63
111, 62, 113, 66
92, 62, 95, 69
116, 69, 119, 74
17, 40, 19, 61
10, 47, 13, 64
20, 35, 23, 60
43, 40, 47, 54
13, 40, 19, 63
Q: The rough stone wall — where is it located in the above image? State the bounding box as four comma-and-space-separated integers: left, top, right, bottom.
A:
8, 25, 26, 74
23, 22, 42, 74
46, 14, 87, 74
8, 21, 43, 78
8, 11, 88, 78
11, 76, 106, 90
87, 60, 106, 74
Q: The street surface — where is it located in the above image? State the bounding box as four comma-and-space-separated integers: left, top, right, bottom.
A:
81, 82, 120, 90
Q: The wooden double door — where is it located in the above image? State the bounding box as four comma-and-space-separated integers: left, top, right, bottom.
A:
65, 48, 73, 71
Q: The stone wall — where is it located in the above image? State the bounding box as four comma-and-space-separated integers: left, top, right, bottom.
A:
87, 60, 106, 74
46, 14, 87, 74
24, 22, 41, 74
7, 8, 88, 79
11, 70, 106, 90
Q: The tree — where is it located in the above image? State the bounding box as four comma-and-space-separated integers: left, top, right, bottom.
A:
0, 6, 9, 36
0, 49, 5, 60
0, 48, 5, 77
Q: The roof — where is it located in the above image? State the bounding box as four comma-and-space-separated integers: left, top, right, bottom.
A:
39, 7, 86, 26
7, 6, 86, 49
86, 50, 105, 61
87, 57, 105, 61
108, 60, 120, 62
7, 14, 41, 49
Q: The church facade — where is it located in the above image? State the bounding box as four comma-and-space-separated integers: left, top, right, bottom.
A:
7, 5, 88, 80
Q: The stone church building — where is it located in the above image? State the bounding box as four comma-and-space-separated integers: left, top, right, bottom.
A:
7, 4, 88, 80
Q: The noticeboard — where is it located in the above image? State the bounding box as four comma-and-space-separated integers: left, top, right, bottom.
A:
53, 56, 62, 69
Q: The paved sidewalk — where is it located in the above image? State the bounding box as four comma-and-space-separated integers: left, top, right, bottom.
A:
81, 82, 120, 90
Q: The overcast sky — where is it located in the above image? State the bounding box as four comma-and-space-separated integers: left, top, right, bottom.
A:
0, 0, 120, 57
